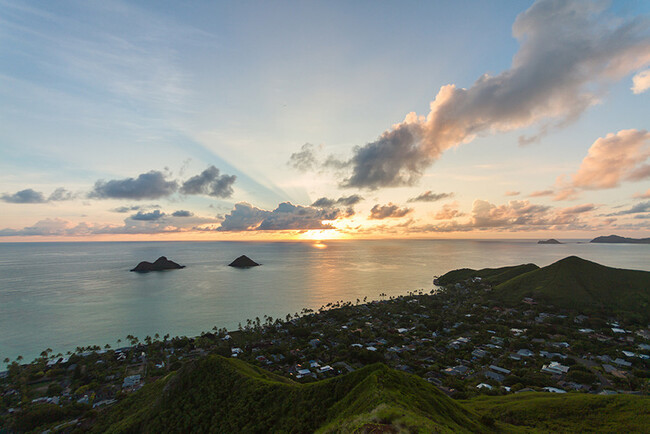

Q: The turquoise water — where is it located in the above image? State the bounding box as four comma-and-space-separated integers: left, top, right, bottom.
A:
0, 239, 648, 362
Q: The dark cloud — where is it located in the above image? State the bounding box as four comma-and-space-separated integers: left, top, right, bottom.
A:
288, 143, 318, 172
90, 170, 178, 199
257, 202, 342, 231
130, 210, 165, 221
336, 0, 650, 189
217, 201, 346, 232
111, 205, 142, 213
216, 203, 270, 232
311, 194, 364, 208
172, 210, 193, 217
1, 189, 46, 203
369, 203, 413, 220
1, 188, 74, 204
180, 165, 236, 198
606, 201, 650, 216
407, 191, 453, 203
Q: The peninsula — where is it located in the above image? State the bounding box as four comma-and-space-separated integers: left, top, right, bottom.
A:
590, 235, 650, 244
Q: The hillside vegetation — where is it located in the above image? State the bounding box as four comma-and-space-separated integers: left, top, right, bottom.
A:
91, 355, 650, 433
438, 256, 650, 322
92, 355, 497, 433
463, 392, 650, 433
436, 263, 539, 287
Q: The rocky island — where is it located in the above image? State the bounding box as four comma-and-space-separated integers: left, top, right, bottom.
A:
130, 256, 185, 272
590, 235, 650, 244
228, 255, 260, 268
538, 239, 562, 244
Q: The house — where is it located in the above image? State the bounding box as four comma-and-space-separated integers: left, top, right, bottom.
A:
443, 365, 469, 376
484, 371, 505, 382
489, 365, 511, 375
472, 349, 488, 358
476, 383, 493, 390
540, 350, 567, 359
541, 362, 569, 375
543, 387, 566, 393
122, 374, 141, 388
614, 358, 632, 368
517, 349, 534, 357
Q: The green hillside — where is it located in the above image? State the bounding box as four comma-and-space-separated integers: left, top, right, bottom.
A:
463, 392, 650, 433
493, 256, 650, 321
438, 256, 650, 322
92, 355, 497, 433
436, 263, 539, 286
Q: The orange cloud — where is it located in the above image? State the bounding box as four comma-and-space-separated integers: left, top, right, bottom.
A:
555, 129, 650, 200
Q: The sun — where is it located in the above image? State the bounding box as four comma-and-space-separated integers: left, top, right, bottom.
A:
297, 229, 345, 241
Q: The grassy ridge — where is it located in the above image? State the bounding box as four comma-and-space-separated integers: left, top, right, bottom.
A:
92, 355, 650, 433
493, 256, 650, 321
463, 392, 650, 433
436, 263, 539, 287
92, 355, 496, 433
438, 256, 650, 322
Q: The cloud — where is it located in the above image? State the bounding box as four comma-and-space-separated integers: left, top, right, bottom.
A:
180, 165, 236, 198
48, 188, 74, 201
131, 210, 165, 221
216, 201, 344, 232
257, 202, 343, 230
336, 0, 650, 189
288, 143, 319, 172
216, 202, 270, 232
529, 189, 555, 197
556, 129, 650, 199
369, 203, 413, 220
606, 201, 650, 216
1, 187, 74, 204
1, 189, 46, 203
411, 199, 594, 233
434, 202, 465, 220
407, 191, 453, 203
172, 210, 193, 217
311, 194, 364, 208
504, 191, 520, 196
90, 170, 178, 199
558, 203, 596, 214
632, 69, 650, 94
634, 189, 650, 199
111, 205, 142, 213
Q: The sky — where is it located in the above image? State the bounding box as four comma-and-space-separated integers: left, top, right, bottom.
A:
0, 0, 649, 241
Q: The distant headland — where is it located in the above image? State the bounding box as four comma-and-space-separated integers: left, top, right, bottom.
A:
590, 235, 650, 244
130, 256, 185, 272
537, 239, 562, 244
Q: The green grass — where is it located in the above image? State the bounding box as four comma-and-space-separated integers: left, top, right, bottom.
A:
92, 356, 497, 433
463, 392, 650, 433
493, 256, 650, 322
438, 256, 650, 322
436, 263, 539, 287
92, 356, 650, 433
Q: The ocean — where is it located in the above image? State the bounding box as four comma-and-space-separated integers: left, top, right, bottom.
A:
0, 239, 648, 363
